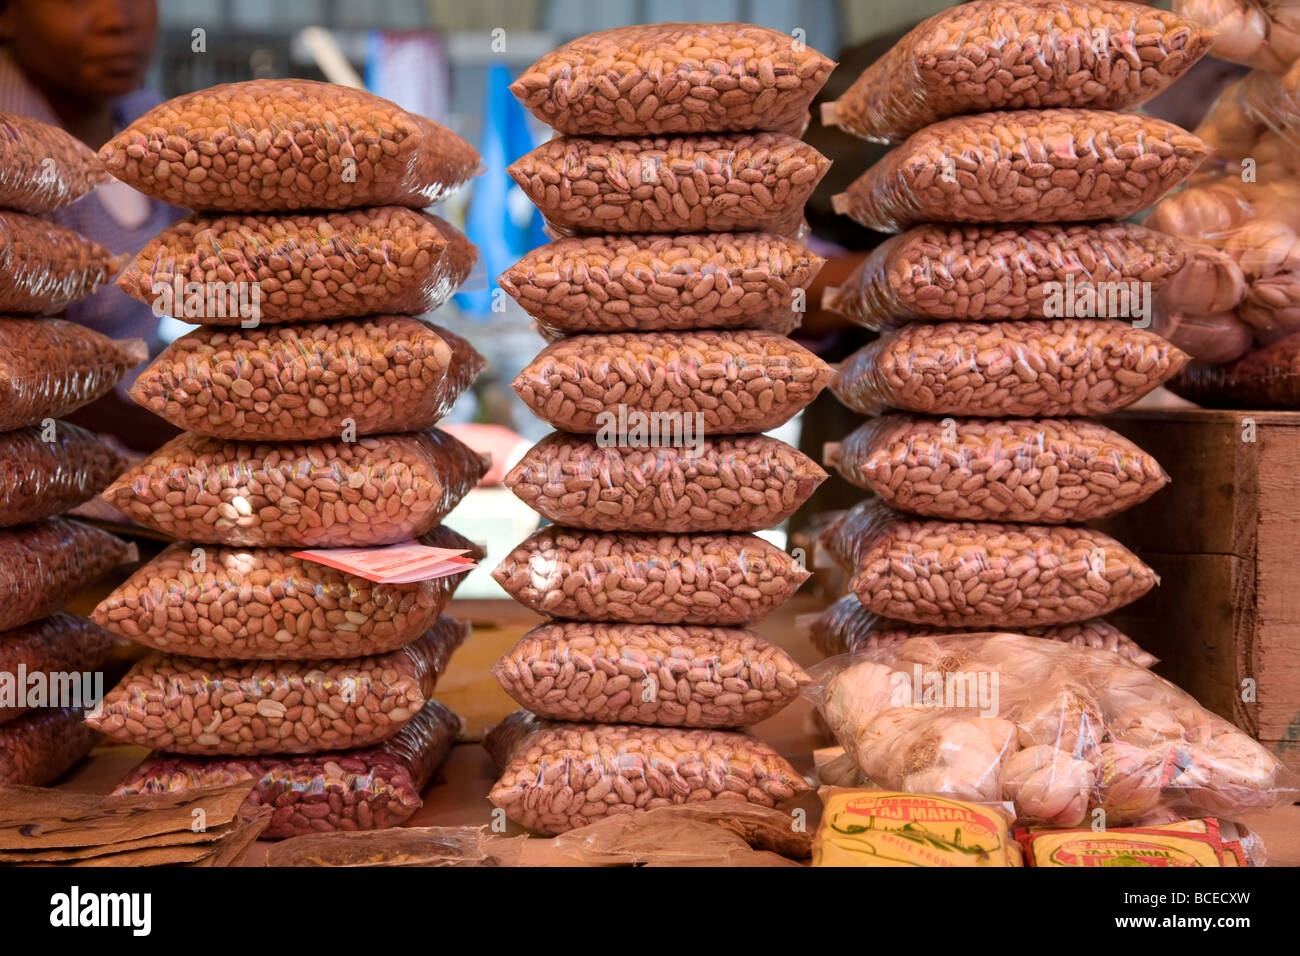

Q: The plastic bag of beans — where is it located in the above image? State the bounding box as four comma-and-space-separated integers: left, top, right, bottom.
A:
92, 525, 483, 660
129, 318, 486, 441
826, 414, 1169, 523
99, 79, 482, 212
845, 500, 1157, 627
831, 320, 1190, 418
485, 710, 809, 835
809, 633, 1296, 824
824, 223, 1187, 331
831, 110, 1208, 232
0, 707, 100, 785
499, 233, 823, 338
112, 699, 461, 839
504, 431, 826, 533
0, 614, 121, 724
817, 498, 882, 574
493, 528, 809, 626
803, 593, 1157, 667
0, 318, 146, 431
513, 330, 832, 435
0, 112, 107, 214
101, 429, 489, 548
507, 133, 829, 236
118, 209, 477, 326
1169, 332, 1300, 407
823, 1, 1211, 144
86, 616, 469, 756
0, 422, 123, 527
1175, 0, 1300, 72
0, 212, 120, 315
494, 621, 810, 727
0, 518, 132, 632
511, 23, 834, 136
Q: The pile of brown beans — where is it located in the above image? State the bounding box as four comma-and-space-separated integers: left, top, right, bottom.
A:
0, 518, 131, 632
117, 208, 477, 325
486, 710, 809, 835
87, 617, 468, 756
0, 708, 100, 785
823, 1, 1212, 143
0, 421, 124, 526
112, 699, 461, 839
0, 111, 108, 213
92, 526, 480, 660
130, 318, 485, 441
0, 211, 120, 315
102, 429, 487, 548
99, 79, 482, 211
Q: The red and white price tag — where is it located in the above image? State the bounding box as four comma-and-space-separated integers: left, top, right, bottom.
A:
292, 542, 476, 584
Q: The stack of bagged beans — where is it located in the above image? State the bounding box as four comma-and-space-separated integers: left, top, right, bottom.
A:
485, 23, 839, 835
808, 0, 1213, 664
81, 80, 489, 838
0, 112, 143, 787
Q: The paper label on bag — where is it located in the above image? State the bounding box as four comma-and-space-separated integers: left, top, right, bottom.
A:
292, 542, 475, 584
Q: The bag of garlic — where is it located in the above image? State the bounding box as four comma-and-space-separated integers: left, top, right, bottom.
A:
805, 633, 1296, 827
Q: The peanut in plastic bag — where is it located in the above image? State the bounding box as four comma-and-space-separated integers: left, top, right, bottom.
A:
831, 110, 1208, 232
0, 211, 121, 315
117, 209, 477, 326
101, 428, 489, 548
0, 708, 100, 786
823, 222, 1188, 331
824, 0, 1211, 144
0, 614, 121, 724
92, 525, 482, 660
113, 699, 461, 839
0, 518, 132, 632
0, 421, 124, 528
0, 318, 146, 431
0, 112, 107, 214
801, 593, 1157, 667
87, 617, 468, 756
807, 632, 1297, 826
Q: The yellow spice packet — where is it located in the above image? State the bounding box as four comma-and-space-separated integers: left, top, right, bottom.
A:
813, 788, 1018, 867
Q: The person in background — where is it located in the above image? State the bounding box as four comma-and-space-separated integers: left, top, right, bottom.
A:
0, 0, 182, 450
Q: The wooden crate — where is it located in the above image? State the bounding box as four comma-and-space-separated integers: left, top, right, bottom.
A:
1097, 408, 1300, 773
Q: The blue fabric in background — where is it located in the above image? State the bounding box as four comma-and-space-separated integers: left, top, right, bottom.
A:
455, 62, 547, 317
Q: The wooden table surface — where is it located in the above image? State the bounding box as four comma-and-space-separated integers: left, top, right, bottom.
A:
57, 596, 1300, 867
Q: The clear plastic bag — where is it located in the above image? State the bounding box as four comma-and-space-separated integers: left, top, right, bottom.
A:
1174, 0, 1300, 72
0, 112, 107, 214
112, 699, 461, 839
0, 211, 120, 315
831, 320, 1189, 417
485, 710, 808, 836
504, 431, 826, 533
118, 209, 477, 325
499, 233, 823, 338
493, 528, 810, 626
513, 330, 832, 435
511, 23, 834, 136
845, 499, 1157, 627
818, 497, 884, 573
130, 318, 485, 441
102, 428, 488, 548
831, 110, 1208, 232
99, 79, 482, 212
92, 525, 482, 660
0, 317, 146, 431
808, 632, 1297, 825
803, 593, 1158, 668
824, 223, 1187, 331
0, 518, 132, 632
87, 616, 468, 756
494, 621, 809, 727
0, 421, 124, 528
507, 133, 830, 236
0, 613, 121, 724
824, 0, 1211, 144
827, 414, 1169, 523
0, 707, 99, 785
